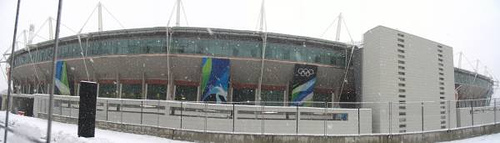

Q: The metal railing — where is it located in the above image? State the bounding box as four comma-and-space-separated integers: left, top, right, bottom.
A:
8, 94, 500, 135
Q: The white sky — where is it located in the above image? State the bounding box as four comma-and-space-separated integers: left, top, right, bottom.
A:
0, 0, 499, 97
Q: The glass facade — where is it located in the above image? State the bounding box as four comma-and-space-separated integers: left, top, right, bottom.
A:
233, 88, 255, 104
121, 84, 142, 99
454, 71, 493, 88
261, 90, 284, 106
99, 84, 118, 98
174, 85, 197, 101
14, 33, 347, 67
313, 92, 332, 107
147, 84, 167, 100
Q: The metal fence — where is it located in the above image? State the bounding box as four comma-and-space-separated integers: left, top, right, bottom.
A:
18, 94, 500, 135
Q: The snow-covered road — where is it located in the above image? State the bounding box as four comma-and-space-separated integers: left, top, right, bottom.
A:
0, 111, 190, 143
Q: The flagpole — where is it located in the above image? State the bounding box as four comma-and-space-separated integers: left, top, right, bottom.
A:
46, 0, 63, 142
3, 0, 22, 142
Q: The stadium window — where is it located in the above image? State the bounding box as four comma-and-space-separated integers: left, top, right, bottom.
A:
399, 95, 406, 98
399, 124, 407, 128
439, 72, 444, 76
440, 97, 445, 100
233, 88, 256, 104
398, 66, 405, 70
438, 49, 443, 53
438, 45, 443, 48
439, 77, 444, 80
398, 54, 405, 59
440, 82, 444, 85
397, 49, 405, 53
438, 54, 443, 57
398, 60, 405, 64
397, 44, 405, 48
398, 71, 405, 75
261, 90, 284, 106
438, 58, 443, 62
399, 89, 406, 93
397, 33, 405, 37
438, 63, 444, 66
175, 85, 198, 101
121, 83, 143, 99
440, 87, 445, 90
399, 83, 406, 87
397, 38, 405, 43
399, 118, 407, 122
399, 106, 406, 110
399, 112, 406, 116
147, 84, 167, 100
398, 77, 406, 82
440, 92, 445, 95
439, 68, 444, 71
99, 83, 118, 98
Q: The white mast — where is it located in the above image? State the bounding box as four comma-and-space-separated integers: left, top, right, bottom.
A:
458, 52, 463, 69
98, 2, 103, 32
175, 0, 181, 26
258, 0, 266, 32
335, 13, 342, 41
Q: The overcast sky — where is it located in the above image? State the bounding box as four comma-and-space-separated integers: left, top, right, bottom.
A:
0, 0, 499, 97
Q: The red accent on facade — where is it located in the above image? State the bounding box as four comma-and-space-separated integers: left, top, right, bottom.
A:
232, 82, 258, 89
146, 79, 167, 84
120, 79, 142, 84
174, 80, 199, 86
98, 79, 115, 84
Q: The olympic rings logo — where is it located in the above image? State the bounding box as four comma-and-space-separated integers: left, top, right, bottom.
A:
297, 68, 315, 77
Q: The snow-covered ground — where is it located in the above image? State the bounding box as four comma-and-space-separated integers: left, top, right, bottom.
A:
1, 111, 500, 143
0, 111, 190, 143
440, 133, 500, 143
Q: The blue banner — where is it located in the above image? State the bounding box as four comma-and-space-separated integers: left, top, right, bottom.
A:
200, 57, 230, 103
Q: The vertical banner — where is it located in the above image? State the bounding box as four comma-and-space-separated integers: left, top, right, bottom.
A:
55, 61, 70, 95
200, 57, 230, 103
290, 64, 317, 106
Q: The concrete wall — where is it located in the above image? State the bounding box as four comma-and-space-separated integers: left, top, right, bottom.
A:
29, 94, 372, 135
38, 112, 500, 143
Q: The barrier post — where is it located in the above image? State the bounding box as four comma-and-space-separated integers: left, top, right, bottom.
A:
180, 101, 183, 129
324, 102, 327, 136
494, 98, 497, 124
471, 100, 474, 126
140, 100, 144, 124
389, 102, 392, 134
421, 102, 424, 132
232, 103, 235, 133
358, 103, 361, 135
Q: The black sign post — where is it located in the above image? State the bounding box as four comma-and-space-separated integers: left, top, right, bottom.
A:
78, 81, 97, 137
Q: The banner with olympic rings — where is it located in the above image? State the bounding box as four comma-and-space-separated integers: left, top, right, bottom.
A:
290, 64, 317, 106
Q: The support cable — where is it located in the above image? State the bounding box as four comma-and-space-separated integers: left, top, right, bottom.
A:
320, 17, 338, 38
102, 4, 125, 29
180, 0, 189, 26
338, 16, 356, 103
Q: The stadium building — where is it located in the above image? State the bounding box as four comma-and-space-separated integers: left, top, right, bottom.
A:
7, 25, 496, 133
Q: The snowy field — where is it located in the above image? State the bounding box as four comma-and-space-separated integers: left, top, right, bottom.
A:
0, 111, 190, 143
0, 111, 499, 143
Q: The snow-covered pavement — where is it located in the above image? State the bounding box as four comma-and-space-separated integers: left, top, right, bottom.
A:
2, 111, 500, 143
0, 111, 190, 143
440, 132, 500, 143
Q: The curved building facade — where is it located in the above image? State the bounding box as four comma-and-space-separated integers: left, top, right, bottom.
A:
11, 27, 356, 106
9, 26, 494, 107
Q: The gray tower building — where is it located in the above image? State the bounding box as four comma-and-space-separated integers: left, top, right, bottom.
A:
361, 26, 457, 133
